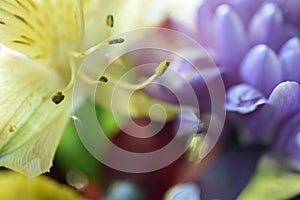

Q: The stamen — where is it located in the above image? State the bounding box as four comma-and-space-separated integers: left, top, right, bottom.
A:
52, 91, 65, 104
69, 15, 123, 60
99, 76, 108, 83
51, 56, 76, 104
108, 38, 125, 45
101, 60, 171, 91
75, 0, 84, 43
54, 14, 168, 105
106, 15, 114, 28
155, 60, 170, 76
63, 57, 77, 92
69, 37, 125, 60
106, 14, 114, 38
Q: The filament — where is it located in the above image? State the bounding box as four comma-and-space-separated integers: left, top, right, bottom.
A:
51, 14, 166, 104
75, 0, 84, 44
101, 60, 170, 91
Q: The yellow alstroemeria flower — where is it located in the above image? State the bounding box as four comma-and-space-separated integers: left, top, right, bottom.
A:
0, 0, 180, 177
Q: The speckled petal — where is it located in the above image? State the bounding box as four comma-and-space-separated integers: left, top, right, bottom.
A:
0, 49, 71, 177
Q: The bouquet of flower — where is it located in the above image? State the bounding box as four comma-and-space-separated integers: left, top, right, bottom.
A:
0, 0, 299, 199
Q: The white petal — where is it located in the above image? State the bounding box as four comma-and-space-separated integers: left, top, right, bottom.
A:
0, 53, 71, 177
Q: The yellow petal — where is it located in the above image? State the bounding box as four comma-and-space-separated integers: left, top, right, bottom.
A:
0, 172, 85, 200
0, 0, 80, 68
0, 50, 71, 177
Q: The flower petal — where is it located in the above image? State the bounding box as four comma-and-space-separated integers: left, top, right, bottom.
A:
0, 172, 84, 199
249, 3, 285, 51
214, 4, 248, 68
240, 44, 282, 96
279, 37, 300, 82
267, 81, 300, 120
196, 2, 214, 47
273, 113, 300, 170
199, 143, 265, 200
278, 0, 300, 27
244, 81, 300, 142
0, 0, 80, 66
145, 49, 222, 108
227, 0, 261, 25
174, 107, 203, 137
0, 51, 71, 177
226, 84, 267, 114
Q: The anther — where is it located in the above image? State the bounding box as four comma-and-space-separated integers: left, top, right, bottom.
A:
102, 60, 171, 91
109, 38, 125, 45
156, 60, 170, 76
99, 76, 108, 83
52, 91, 65, 104
106, 15, 114, 28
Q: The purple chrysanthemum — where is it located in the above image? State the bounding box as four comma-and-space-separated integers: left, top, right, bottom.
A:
195, 0, 300, 170
146, 0, 300, 172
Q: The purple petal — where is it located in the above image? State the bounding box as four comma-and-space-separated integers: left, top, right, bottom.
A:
174, 107, 203, 137
202, 0, 229, 11
226, 84, 267, 114
272, 113, 300, 170
278, 0, 300, 27
240, 45, 282, 96
214, 4, 248, 69
199, 143, 265, 200
279, 37, 300, 53
279, 37, 300, 82
227, 0, 262, 25
283, 24, 300, 41
144, 48, 222, 108
197, 3, 215, 47
245, 81, 300, 142
249, 3, 285, 51
267, 81, 300, 120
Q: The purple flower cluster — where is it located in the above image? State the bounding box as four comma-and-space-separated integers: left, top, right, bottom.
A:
195, 0, 300, 170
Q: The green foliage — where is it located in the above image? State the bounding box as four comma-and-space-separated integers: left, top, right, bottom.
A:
238, 157, 300, 200
55, 100, 119, 181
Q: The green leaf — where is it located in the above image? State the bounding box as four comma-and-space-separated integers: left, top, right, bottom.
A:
238, 157, 300, 200
55, 100, 119, 180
